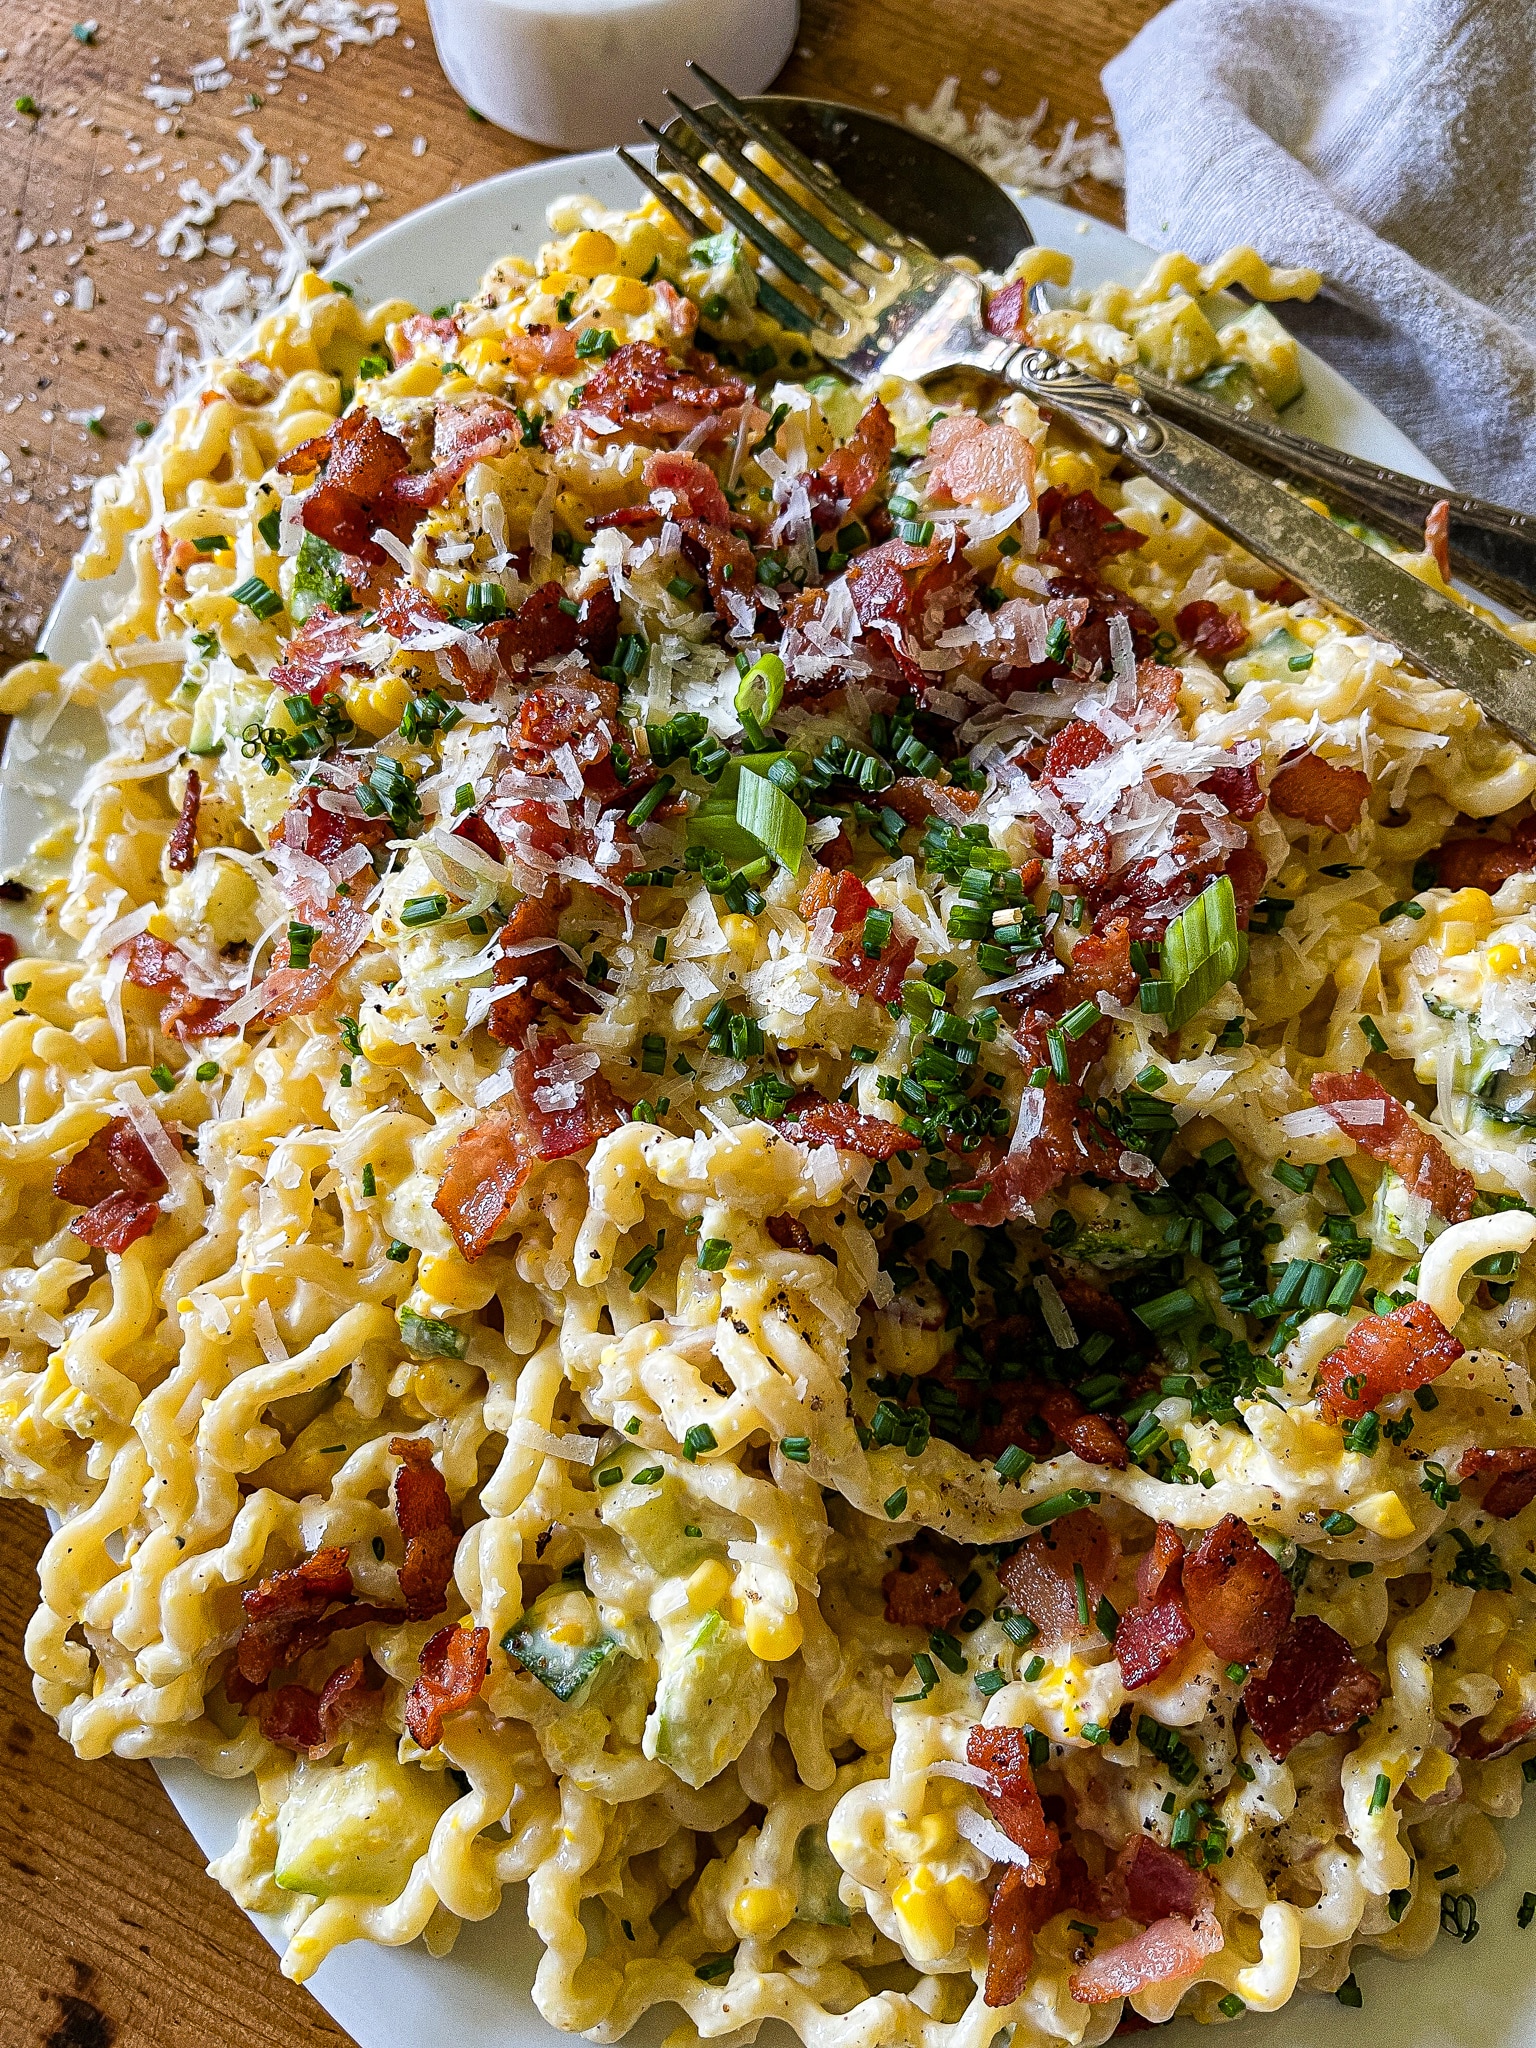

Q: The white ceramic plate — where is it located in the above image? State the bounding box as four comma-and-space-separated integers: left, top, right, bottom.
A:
13, 152, 1527, 2048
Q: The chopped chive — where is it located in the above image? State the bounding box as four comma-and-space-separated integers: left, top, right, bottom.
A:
1359, 1016, 1388, 1053
697, 1238, 732, 1271
1023, 1488, 1099, 1526
780, 1436, 810, 1462
1327, 1158, 1366, 1213
1380, 900, 1426, 923
195, 1060, 219, 1082
1369, 1771, 1391, 1814
884, 1487, 909, 1519
1023, 1654, 1046, 1682
683, 1423, 717, 1461
1322, 1510, 1357, 1536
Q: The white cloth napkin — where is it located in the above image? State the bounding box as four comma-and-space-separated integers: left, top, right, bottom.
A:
1102, 0, 1536, 510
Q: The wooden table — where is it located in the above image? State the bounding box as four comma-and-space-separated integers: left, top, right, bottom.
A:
0, 0, 1157, 2039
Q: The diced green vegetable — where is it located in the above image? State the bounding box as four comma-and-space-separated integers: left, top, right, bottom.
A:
275, 1746, 453, 1899
644, 1607, 775, 1789
503, 1586, 621, 1702
398, 1305, 467, 1359
792, 1824, 851, 1925
1138, 875, 1247, 1032
599, 1453, 724, 1576
1211, 301, 1304, 407
289, 530, 355, 623
735, 766, 806, 874
1223, 624, 1312, 691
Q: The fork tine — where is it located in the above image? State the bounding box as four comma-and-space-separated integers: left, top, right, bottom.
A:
640, 121, 851, 327
665, 92, 881, 286
615, 145, 707, 241
617, 143, 815, 334
685, 62, 908, 255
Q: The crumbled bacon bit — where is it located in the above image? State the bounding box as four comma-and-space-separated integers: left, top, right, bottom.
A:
501, 323, 579, 378
1269, 752, 1371, 834
1425, 498, 1451, 579
997, 1508, 1119, 1646
270, 603, 371, 704
395, 311, 460, 361
678, 518, 756, 615
1181, 1514, 1294, 1667
428, 395, 524, 488
515, 1026, 626, 1161
927, 412, 1035, 512
879, 776, 982, 827
644, 447, 732, 527
1038, 1387, 1128, 1470
776, 1091, 910, 1159
54, 1113, 174, 1252
766, 1212, 814, 1253
291, 407, 418, 563
983, 279, 1029, 341
1058, 917, 1138, 1018
1242, 1614, 1382, 1759
68, 1190, 163, 1252
1310, 1070, 1475, 1221
1040, 491, 1144, 575
846, 534, 968, 645
1455, 1704, 1536, 1761
257, 902, 371, 1023
809, 400, 896, 525
1116, 1590, 1195, 1691
474, 580, 581, 697
0, 934, 16, 976
548, 339, 750, 448
255, 1655, 381, 1759
1103, 1836, 1211, 1925
1197, 752, 1266, 820
167, 769, 201, 873
391, 1436, 457, 1621
882, 1547, 963, 1629
966, 1725, 1058, 1859
276, 786, 390, 868
231, 1546, 359, 1695
1174, 599, 1248, 661
984, 1864, 1039, 2007
798, 864, 916, 1003
1433, 821, 1536, 893
486, 882, 587, 1047
1314, 1297, 1464, 1422
514, 673, 619, 773
1071, 1908, 1222, 2004
1459, 1447, 1536, 1519
1137, 1522, 1186, 1606
405, 1622, 490, 1750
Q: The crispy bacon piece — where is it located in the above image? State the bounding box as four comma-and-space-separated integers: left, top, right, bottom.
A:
255, 1655, 381, 1759
1181, 1515, 1293, 1668
433, 1027, 625, 1260
810, 399, 895, 524
432, 1105, 532, 1262
882, 1547, 963, 1629
233, 1546, 359, 1694
678, 517, 757, 616
501, 323, 579, 378
1243, 1614, 1382, 1759
983, 279, 1029, 341
1059, 918, 1138, 1016
1174, 600, 1248, 661
1104, 1837, 1211, 1925
998, 1509, 1118, 1646
643, 447, 732, 527
486, 882, 583, 1047
514, 673, 619, 772
1040, 491, 1144, 575
395, 311, 460, 361
404, 1622, 491, 1750
966, 1725, 1058, 1860
1310, 1070, 1475, 1221
1456, 1704, 1536, 1761
257, 902, 371, 1022
1269, 752, 1371, 834
391, 1436, 457, 1621
121, 932, 196, 995
846, 534, 968, 648
1425, 498, 1451, 579
1038, 1388, 1128, 1470
984, 1864, 1038, 2008
1091, 836, 1268, 946
1049, 1269, 1136, 1346
798, 864, 916, 1003
927, 413, 1034, 513
477, 580, 581, 694
879, 776, 983, 827
1198, 751, 1266, 819
1431, 818, 1536, 893
276, 785, 391, 867
1459, 1447, 1536, 1519
168, 768, 201, 872
1071, 1908, 1222, 2005
270, 603, 369, 703
54, 1113, 172, 1252
777, 1092, 910, 1159
121, 935, 240, 1043
551, 340, 750, 447
970, 1078, 1142, 1223
429, 395, 524, 487
1314, 1297, 1464, 1423
1116, 1524, 1195, 1690
576, 583, 621, 670
766, 1212, 813, 1253
293, 407, 417, 563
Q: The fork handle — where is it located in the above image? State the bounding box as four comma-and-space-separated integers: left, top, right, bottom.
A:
1001, 345, 1536, 737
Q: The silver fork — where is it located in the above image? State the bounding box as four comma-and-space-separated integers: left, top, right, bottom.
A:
619, 65, 1536, 736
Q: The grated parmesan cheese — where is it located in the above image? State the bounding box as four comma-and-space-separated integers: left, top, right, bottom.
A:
905, 76, 1124, 194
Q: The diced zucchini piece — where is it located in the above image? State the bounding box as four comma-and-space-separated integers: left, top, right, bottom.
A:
1191, 359, 1279, 425
1223, 624, 1312, 691
289, 531, 354, 624
1214, 302, 1303, 408
645, 1608, 775, 1789
599, 1449, 725, 1577
274, 1745, 452, 1900
804, 374, 865, 445
793, 1824, 851, 1925
504, 1586, 621, 1703
1126, 293, 1220, 381
1060, 1185, 1172, 1271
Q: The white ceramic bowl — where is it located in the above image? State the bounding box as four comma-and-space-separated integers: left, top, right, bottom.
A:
422, 0, 801, 149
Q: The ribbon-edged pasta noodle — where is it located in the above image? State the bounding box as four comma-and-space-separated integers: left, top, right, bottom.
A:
6, 179, 1536, 2041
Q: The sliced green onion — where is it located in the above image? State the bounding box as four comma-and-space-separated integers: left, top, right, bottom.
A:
734, 651, 785, 747
683, 1423, 717, 1461
697, 1238, 732, 1271
1023, 1488, 1099, 1526
231, 574, 282, 620
735, 765, 806, 873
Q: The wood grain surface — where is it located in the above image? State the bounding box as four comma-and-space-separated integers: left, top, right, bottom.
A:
0, 0, 1157, 2041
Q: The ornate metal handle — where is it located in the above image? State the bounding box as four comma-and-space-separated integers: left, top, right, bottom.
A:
1003, 345, 1167, 457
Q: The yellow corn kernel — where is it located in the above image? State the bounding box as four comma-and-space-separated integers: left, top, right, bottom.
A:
1441, 922, 1479, 958
359, 1018, 414, 1066
1041, 447, 1100, 496
459, 335, 508, 373
566, 230, 618, 277
1409, 1745, 1457, 1799
1487, 942, 1523, 976
418, 1253, 499, 1312
720, 913, 758, 958
145, 906, 176, 939
744, 1604, 803, 1662
892, 1865, 956, 1962
943, 1873, 991, 1927
729, 1883, 795, 1940
596, 275, 653, 315
1444, 887, 1495, 929
1353, 1490, 1416, 1540
547, 1617, 588, 1646
538, 270, 581, 303
344, 667, 413, 738
686, 1558, 734, 1614
915, 1810, 957, 1857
